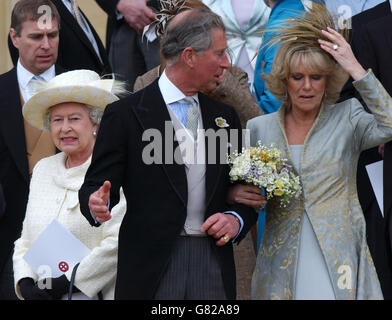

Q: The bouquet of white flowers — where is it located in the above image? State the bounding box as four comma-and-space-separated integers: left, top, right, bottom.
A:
227, 141, 302, 206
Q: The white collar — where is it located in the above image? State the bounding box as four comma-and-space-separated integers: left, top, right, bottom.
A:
17, 59, 56, 90
158, 69, 199, 105
390, 0, 392, 12
61, 0, 76, 13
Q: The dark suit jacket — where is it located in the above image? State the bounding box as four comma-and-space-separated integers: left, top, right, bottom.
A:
79, 80, 258, 299
8, 0, 111, 76
0, 66, 63, 272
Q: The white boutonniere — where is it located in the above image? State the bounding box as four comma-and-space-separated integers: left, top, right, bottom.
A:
215, 117, 229, 128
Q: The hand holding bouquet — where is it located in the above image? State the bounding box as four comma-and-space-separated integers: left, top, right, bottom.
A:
227, 141, 302, 207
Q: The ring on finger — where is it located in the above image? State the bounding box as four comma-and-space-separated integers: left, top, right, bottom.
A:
223, 235, 230, 243
332, 44, 338, 51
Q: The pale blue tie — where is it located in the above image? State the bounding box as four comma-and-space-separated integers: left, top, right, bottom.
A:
28, 75, 45, 98
183, 97, 199, 139
33, 75, 45, 81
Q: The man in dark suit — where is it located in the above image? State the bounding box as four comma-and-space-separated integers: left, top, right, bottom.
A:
339, 0, 392, 299
0, 0, 63, 299
96, 0, 160, 89
9, 0, 111, 76
79, 8, 258, 299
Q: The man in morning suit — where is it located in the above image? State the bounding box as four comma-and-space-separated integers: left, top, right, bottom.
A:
339, 0, 392, 299
79, 8, 258, 299
0, 0, 62, 299
9, 0, 111, 76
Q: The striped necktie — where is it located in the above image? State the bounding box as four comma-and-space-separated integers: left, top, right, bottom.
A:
183, 97, 199, 140
28, 75, 45, 98
70, 0, 85, 29
33, 75, 45, 81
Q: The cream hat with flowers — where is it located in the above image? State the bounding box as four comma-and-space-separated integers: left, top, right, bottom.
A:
23, 69, 124, 130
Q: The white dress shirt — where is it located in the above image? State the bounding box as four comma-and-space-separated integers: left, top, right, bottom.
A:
17, 59, 56, 102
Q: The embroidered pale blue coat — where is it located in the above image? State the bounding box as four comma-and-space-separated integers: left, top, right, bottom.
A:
247, 71, 390, 300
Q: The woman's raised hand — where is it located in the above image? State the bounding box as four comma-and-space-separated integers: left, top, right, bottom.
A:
318, 27, 367, 81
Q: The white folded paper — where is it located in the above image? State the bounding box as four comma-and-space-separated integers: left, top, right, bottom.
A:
366, 160, 384, 217
23, 219, 91, 278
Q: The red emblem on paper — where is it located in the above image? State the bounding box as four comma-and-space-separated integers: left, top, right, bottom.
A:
58, 261, 69, 272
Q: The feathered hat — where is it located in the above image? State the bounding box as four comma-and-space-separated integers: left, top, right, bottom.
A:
143, 0, 209, 39
261, 2, 349, 55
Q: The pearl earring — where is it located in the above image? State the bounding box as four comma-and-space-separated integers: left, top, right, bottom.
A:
93, 131, 97, 137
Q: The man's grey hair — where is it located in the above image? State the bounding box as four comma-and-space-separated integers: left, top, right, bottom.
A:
160, 7, 226, 66
42, 104, 103, 132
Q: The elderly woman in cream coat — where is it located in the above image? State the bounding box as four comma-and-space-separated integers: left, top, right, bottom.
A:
229, 6, 392, 299
13, 70, 127, 300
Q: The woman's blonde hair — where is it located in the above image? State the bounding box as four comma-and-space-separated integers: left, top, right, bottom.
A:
265, 43, 348, 106
260, 2, 350, 107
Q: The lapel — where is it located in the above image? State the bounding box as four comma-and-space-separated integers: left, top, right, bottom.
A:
52, 0, 104, 68
133, 83, 231, 208
55, 64, 66, 75
219, 2, 241, 32
247, 0, 270, 32
133, 80, 188, 206
81, 11, 108, 68
0, 69, 29, 183
198, 94, 224, 207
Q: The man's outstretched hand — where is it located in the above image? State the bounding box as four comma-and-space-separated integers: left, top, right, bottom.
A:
88, 180, 112, 223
